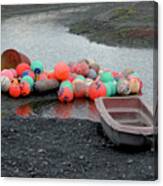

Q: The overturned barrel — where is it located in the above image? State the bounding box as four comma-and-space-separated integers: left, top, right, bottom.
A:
1, 49, 31, 70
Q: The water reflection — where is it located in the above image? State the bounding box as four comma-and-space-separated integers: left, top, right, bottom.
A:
53, 102, 73, 119
15, 99, 101, 122
16, 104, 33, 117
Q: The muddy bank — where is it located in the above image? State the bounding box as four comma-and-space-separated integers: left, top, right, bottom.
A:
1, 2, 158, 48
69, 2, 157, 48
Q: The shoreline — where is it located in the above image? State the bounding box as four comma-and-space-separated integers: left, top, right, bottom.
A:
1, 2, 157, 48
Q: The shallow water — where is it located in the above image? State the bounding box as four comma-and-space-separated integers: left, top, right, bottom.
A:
1, 11, 154, 119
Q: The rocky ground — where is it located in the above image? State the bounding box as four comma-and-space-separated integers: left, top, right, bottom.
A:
1, 116, 157, 180
1, 94, 157, 180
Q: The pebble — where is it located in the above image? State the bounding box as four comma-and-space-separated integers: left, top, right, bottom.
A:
36, 136, 42, 140
79, 155, 84, 160
12, 161, 17, 166
38, 149, 46, 153
14, 168, 19, 173
60, 168, 64, 173
150, 147, 155, 152
62, 161, 72, 167
148, 165, 152, 170
28, 166, 34, 172
127, 159, 134, 164
122, 173, 126, 178
106, 162, 111, 167
52, 140, 56, 145
43, 161, 48, 165
10, 128, 15, 132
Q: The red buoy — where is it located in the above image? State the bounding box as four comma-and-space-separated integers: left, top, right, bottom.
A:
58, 87, 74, 103
47, 71, 56, 80
88, 81, 107, 100
16, 63, 31, 76
9, 83, 21, 98
68, 62, 77, 73
20, 81, 31, 96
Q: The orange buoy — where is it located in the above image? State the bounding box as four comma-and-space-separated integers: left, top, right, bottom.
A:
20, 81, 31, 96
16, 63, 31, 76
54, 61, 70, 81
128, 74, 143, 91
9, 83, 21, 98
129, 78, 141, 94
88, 81, 107, 100
58, 87, 74, 103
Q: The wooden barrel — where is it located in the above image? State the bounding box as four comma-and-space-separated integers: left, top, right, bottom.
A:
1, 49, 31, 70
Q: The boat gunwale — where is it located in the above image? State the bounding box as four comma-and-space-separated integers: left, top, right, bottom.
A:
95, 96, 155, 135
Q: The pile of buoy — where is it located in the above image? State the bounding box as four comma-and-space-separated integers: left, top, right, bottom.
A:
1, 58, 143, 102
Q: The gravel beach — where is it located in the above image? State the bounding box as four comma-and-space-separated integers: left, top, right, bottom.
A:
1, 115, 157, 180
1, 93, 157, 180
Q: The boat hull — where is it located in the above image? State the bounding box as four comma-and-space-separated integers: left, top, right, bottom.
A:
95, 96, 157, 147
101, 117, 154, 146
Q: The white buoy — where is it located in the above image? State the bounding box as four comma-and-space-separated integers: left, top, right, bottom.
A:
1, 76, 11, 92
